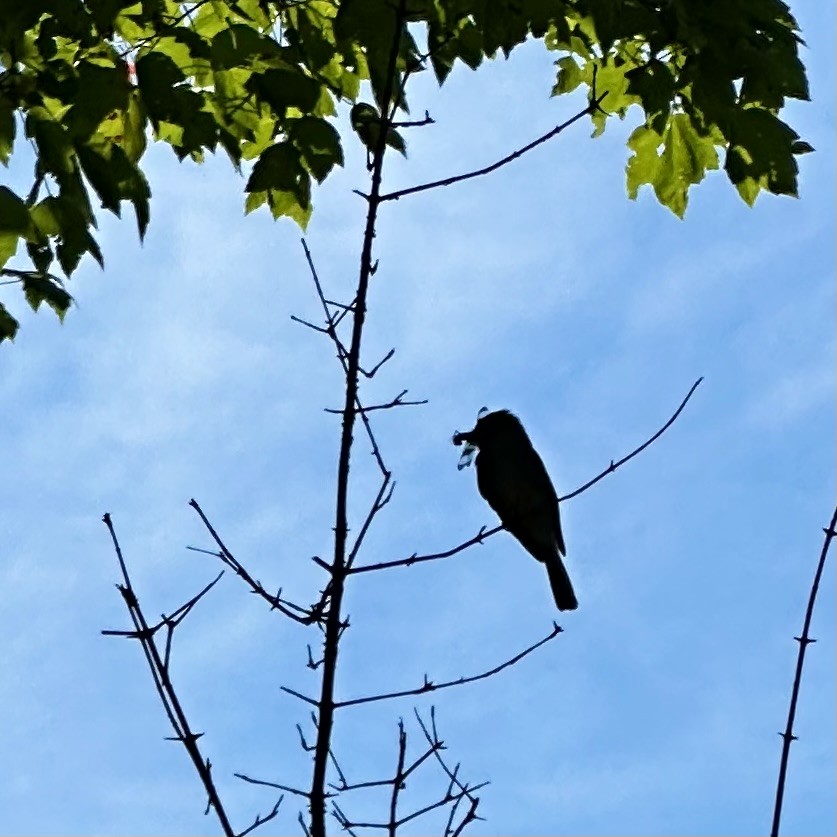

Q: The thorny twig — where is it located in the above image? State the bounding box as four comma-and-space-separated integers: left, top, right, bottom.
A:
350, 377, 704, 575
307, 2, 412, 832
771, 505, 837, 837
326, 711, 484, 835
379, 89, 608, 203
279, 623, 562, 709
102, 514, 282, 837
188, 498, 327, 625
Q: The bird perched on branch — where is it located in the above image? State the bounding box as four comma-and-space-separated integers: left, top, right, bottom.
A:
453, 410, 577, 612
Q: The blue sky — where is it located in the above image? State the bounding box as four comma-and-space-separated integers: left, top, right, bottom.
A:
1, 6, 834, 836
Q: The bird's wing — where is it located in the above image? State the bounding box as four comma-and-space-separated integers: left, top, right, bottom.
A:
476, 446, 565, 559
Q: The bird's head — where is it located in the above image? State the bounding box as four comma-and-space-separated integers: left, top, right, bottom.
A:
452, 409, 525, 469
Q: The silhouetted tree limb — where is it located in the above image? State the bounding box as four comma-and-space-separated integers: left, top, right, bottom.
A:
350, 377, 704, 575
102, 513, 281, 837
188, 498, 326, 625
561, 376, 703, 500
770, 504, 837, 837
307, 4, 411, 833
378, 71, 609, 204
329, 623, 561, 709
325, 711, 485, 835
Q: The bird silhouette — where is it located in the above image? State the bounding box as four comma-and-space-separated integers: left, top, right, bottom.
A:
454, 410, 577, 611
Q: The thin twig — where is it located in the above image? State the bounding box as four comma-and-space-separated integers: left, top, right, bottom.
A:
280, 685, 319, 707
350, 376, 704, 574
379, 93, 607, 203
333, 623, 562, 708
101, 570, 224, 641
327, 720, 438, 793
326, 710, 483, 834
360, 348, 396, 378
307, 4, 410, 818
188, 498, 322, 624
387, 720, 408, 837
346, 475, 395, 569
236, 797, 283, 837
299, 811, 313, 837
290, 314, 332, 334
770, 505, 837, 837
414, 707, 487, 802
391, 111, 434, 128
450, 796, 481, 837
348, 525, 495, 575
394, 787, 474, 829
101, 514, 236, 837
561, 376, 704, 500
299, 238, 390, 479
331, 801, 358, 836
235, 773, 315, 800
323, 389, 428, 414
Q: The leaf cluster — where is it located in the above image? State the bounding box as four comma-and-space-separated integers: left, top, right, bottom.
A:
0, 0, 811, 341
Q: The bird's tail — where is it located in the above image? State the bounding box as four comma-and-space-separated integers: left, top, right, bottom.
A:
545, 552, 578, 611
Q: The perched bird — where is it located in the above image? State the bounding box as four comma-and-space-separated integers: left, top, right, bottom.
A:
453, 410, 577, 611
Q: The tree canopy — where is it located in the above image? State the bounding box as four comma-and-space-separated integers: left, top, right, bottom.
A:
0, 0, 812, 342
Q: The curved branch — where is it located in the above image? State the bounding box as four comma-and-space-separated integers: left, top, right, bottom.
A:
771, 504, 837, 837
188, 498, 321, 624
348, 525, 498, 575
560, 376, 703, 501
101, 513, 236, 837
331, 623, 562, 709
379, 93, 607, 203
308, 5, 410, 834
351, 377, 704, 575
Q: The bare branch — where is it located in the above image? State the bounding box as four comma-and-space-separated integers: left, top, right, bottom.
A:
561, 376, 704, 500
771, 505, 837, 837
388, 719, 408, 836
325, 711, 483, 834
290, 313, 332, 335
324, 298, 356, 312
346, 473, 395, 570
351, 376, 704, 575
357, 405, 392, 479
330, 775, 393, 793
299, 238, 390, 479
235, 773, 314, 800
391, 111, 434, 129
323, 389, 428, 414
360, 348, 396, 379
188, 498, 322, 625
379, 93, 607, 203
327, 718, 439, 794
236, 797, 283, 837
414, 707, 488, 803
395, 785, 478, 830
348, 525, 494, 576
299, 811, 313, 837
307, 644, 324, 670
280, 685, 320, 707
328, 748, 350, 790
450, 796, 481, 837
333, 623, 562, 708
101, 513, 237, 837
100, 568, 222, 640
331, 801, 358, 836
296, 723, 315, 752
358, 390, 428, 413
